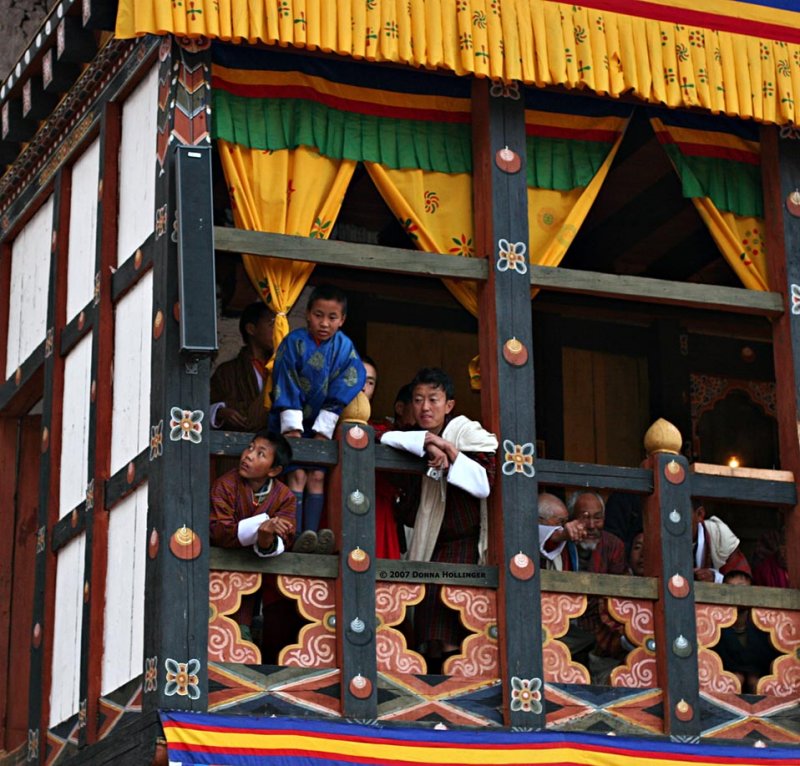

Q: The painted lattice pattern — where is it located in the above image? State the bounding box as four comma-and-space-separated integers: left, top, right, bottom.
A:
208, 571, 262, 663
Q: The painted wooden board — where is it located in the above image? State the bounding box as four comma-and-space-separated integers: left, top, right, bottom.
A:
116, 64, 157, 266
110, 271, 152, 475
59, 333, 92, 516
66, 140, 101, 320
48, 533, 85, 728
5, 196, 52, 378
101, 483, 147, 695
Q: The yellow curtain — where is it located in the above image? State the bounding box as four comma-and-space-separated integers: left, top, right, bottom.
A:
691, 201, 769, 291
528, 132, 625, 272
116, 0, 800, 127
217, 141, 357, 386
364, 163, 478, 317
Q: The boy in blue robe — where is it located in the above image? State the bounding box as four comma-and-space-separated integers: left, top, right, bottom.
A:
268, 284, 366, 536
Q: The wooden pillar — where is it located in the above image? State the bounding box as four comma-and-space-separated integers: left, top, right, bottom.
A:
650, 320, 692, 458
142, 38, 213, 714
28, 170, 70, 763
761, 126, 800, 588
334, 422, 377, 717
79, 101, 121, 746
472, 79, 544, 728
642, 423, 700, 738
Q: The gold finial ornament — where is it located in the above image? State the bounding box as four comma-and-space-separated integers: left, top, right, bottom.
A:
644, 418, 682, 456
340, 390, 371, 425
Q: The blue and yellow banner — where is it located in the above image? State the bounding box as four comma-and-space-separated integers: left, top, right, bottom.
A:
162, 712, 800, 766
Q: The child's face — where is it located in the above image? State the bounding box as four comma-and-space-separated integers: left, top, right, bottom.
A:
239, 437, 281, 483
306, 298, 345, 343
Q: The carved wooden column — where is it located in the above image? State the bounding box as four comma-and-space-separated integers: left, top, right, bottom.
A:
473, 79, 544, 728
142, 38, 213, 713
642, 419, 700, 738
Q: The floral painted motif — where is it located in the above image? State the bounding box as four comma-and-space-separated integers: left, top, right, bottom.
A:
510, 676, 542, 713
36, 525, 46, 554
740, 227, 765, 266
449, 233, 474, 256
502, 440, 535, 477
169, 408, 204, 443
164, 657, 201, 698
497, 239, 527, 274
473, 10, 487, 28
424, 190, 440, 214
459, 32, 473, 50
144, 656, 158, 692
150, 419, 164, 459
310, 217, 331, 238
489, 81, 520, 100
399, 217, 419, 241
385, 20, 399, 39
791, 284, 800, 315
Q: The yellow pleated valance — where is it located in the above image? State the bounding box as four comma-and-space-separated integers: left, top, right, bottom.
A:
115, 0, 800, 127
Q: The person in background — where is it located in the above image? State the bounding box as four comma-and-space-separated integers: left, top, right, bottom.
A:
692, 502, 750, 582
360, 356, 402, 560
210, 302, 274, 432
752, 529, 789, 589
715, 570, 778, 693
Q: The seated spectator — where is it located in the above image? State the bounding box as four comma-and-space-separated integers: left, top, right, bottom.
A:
715, 570, 779, 693
537, 492, 583, 570
752, 529, 789, 589
540, 491, 627, 683
210, 302, 274, 432
692, 502, 750, 582
627, 530, 645, 577
209, 431, 296, 644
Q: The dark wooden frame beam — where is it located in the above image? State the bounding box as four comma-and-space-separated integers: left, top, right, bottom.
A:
530, 264, 784, 316
761, 125, 800, 588
214, 227, 783, 317
28, 168, 70, 763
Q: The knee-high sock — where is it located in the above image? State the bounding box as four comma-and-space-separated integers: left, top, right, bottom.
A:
304, 493, 324, 533
292, 491, 304, 533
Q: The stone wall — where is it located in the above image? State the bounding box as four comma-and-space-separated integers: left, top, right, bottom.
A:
0, 0, 50, 82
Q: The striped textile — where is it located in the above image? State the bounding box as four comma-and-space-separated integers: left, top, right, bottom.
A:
161, 711, 800, 766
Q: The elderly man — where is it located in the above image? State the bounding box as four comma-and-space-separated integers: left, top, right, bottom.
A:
540, 491, 628, 682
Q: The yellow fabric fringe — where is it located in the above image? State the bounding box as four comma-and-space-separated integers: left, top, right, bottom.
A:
116, 0, 800, 126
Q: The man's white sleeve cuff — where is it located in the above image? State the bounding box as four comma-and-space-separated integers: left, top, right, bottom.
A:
280, 410, 303, 433
237, 513, 267, 546
253, 536, 285, 558
380, 430, 426, 457
539, 525, 565, 561
209, 402, 225, 429
447, 452, 490, 498
312, 409, 339, 439
713, 569, 724, 584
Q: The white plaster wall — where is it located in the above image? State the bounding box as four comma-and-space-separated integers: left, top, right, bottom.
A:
6, 196, 52, 378
66, 139, 101, 320
49, 534, 85, 727
101, 483, 147, 695
110, 272, 153, 475
117, 64, 158, 266
59, 333, 92, 516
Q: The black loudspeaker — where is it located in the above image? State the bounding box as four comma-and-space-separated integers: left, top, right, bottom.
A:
176, 145, 218, 356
